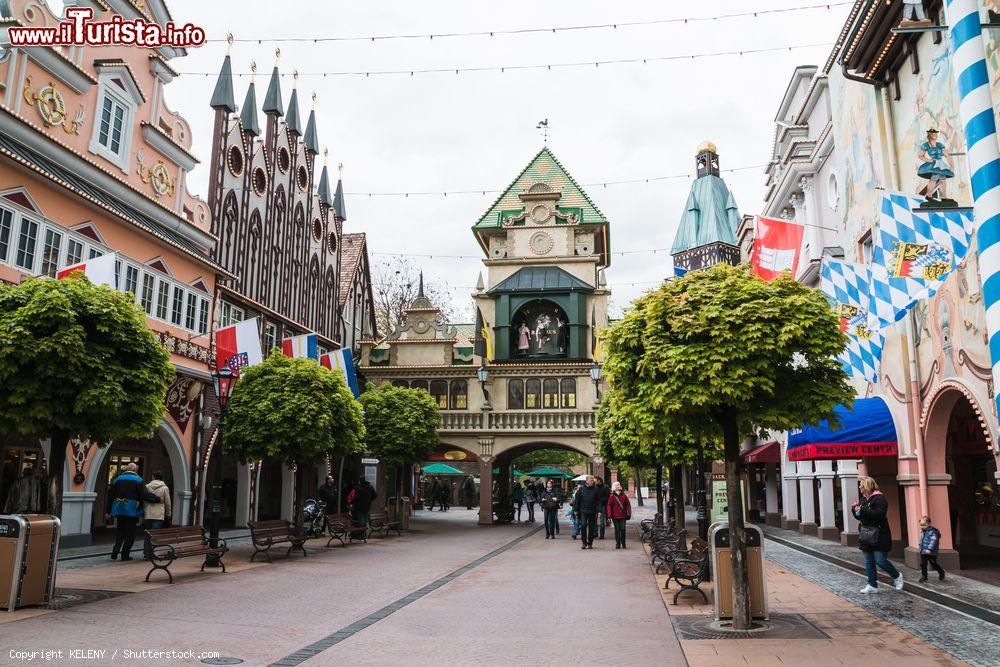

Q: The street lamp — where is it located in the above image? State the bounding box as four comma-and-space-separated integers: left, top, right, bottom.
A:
206, 367, 236, 567
590, 361, 602, 407
477, 364, 491, 410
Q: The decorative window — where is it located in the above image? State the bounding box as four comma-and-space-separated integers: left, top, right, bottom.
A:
827, 172, 839, 211
277, 146, 290, 173
184, 292, 197, 330
410, 379, 429, 392
525, 379, 541, 409
140, 273, 155, 314
156, 280, 170, 320
227, 145, 244, 177
89, 77, 137, 171
297, 165, 309, 191
221, 302, 245, 328
65, 238, 83, 266
123, 264, 139, 295
98, 95, 126, 154
0, 208, 11, 262
312, 218, 323, 242
429, 380, 448, 409
542, 378, 559, 408
507, 379, 524, 410
449, 380, 468, 410
198, 298, 209, 335
560, 378, 577, 408
328, 231, 337, 254
88, 247, 102, 259
170, 285, 185, 325
40, 227, 62, 277
15, 217, 38, 270
252, 167, 268, 196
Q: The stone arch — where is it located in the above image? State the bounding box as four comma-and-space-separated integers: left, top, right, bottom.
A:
921, 379, 996, 473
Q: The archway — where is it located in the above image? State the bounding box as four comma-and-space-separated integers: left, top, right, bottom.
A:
923, 382, 1000, 574
419, 444, 480, 512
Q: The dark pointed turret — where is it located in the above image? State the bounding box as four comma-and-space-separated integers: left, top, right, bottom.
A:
333, 169, 347, 221
286, 86, 302, 136
304, 109, 319, 154
262, 66, 284, 116
239, 79, 260, 137
318, 150, 333, 207
210, 55, 236, 112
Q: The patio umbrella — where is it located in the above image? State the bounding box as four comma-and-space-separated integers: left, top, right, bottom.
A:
492, 468, 528, 476
421, 463, 464, 475
571, 474, 588, 482
524, 467, 574, 479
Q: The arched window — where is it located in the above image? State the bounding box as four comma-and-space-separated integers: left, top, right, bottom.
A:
507, 379, 524, 410
560, 378, 577, 408
429, 380, 448, 409
511, 300, 570, 359
542, 378, 559, 409
449, 380, 468, 410
410, 379, 428, 392
525, 379, 541, 409
391, 380, 409, 388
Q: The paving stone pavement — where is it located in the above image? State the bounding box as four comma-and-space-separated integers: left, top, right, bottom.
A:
0, 508, 686, 666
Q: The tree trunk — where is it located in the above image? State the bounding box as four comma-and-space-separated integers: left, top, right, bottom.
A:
655, 466, 664, 518
47, 430, 69, 518
671, 465, 685, 535
397, 464, 404, 521
720, 412, 751, 630
635, 469, 644, 506
337, 456, 346, 513
293, 461, 310, 536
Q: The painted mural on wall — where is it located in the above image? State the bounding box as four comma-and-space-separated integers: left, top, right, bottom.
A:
828, 66, 885, 250
891, 34, 970, 204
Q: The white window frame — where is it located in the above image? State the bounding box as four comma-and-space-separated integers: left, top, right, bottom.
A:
88, 75, 138, 173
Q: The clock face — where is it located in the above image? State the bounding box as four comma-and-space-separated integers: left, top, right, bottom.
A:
530, 204, 550, 224
529, 232, 554, 255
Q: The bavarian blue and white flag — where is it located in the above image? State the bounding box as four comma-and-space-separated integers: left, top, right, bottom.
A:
821, 258, 883, 383
870, 192, 974, 328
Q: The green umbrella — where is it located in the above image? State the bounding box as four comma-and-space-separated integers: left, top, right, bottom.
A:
524, 467, 574, 479
492, 468, 527, 476
422, 463, 464, 475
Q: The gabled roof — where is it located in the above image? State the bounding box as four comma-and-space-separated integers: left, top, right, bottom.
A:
338, 232, 366, 308
474, 147, 608, 229
487, 266, 593, 294
671, 175, 741, 254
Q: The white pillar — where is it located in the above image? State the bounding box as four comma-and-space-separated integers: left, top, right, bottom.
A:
235, 464, 252, 528
814, 460, 839, 541
798, 462, 818, 535
781, 453, 800, 530
839, 459, 860, 546
765, 462, 780, 526
280, 465, 295, 522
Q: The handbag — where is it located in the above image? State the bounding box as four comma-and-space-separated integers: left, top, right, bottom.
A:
858, 524, 880, 548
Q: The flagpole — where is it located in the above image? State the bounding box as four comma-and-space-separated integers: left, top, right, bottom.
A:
944, 0, 1000, 418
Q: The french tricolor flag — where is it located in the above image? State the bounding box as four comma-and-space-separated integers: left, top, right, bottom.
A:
282, 333, 318, 360
215, 318, 264, 375
320, 348, 359, 398
56, 253, 116, 287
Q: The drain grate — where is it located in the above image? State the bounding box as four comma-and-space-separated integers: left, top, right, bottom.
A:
47, 588, 130, 610
671, 613, 830, 640
201, 659, 243, 665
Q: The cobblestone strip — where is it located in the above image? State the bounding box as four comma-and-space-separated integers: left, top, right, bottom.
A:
269, 524, 544, 666
764, 538, 1000, 667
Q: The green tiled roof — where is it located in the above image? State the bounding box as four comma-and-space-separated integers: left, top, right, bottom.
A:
474, 147, 608, 229
671, 175, 741, 254
488, 267, 593, 294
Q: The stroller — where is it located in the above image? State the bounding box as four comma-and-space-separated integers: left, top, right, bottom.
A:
302, 498, 327, 538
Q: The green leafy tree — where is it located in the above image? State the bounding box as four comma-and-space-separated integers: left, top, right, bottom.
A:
361, 382, 440, 516
602, 263, 852, 629
0, 276, 173, 517
224, 353, 365, 531
512, 448, 587, 472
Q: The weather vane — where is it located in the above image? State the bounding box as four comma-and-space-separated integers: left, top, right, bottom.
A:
536, 118, 550, 144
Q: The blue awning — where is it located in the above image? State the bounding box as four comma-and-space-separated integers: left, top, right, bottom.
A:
787, 397, 898, 461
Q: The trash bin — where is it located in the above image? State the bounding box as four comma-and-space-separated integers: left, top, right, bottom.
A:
709, 522, 768, 621
0, 515, 60, 611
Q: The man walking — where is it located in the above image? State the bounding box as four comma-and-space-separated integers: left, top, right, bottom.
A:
573, 476, 600, 549
349, 477, 378, 536
318, 474, 339, 517
461, 475, 476, 510
105, 463, 160, 561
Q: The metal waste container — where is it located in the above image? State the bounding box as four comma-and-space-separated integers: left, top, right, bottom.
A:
709, 522, 768, 621
0, 515, 60, 611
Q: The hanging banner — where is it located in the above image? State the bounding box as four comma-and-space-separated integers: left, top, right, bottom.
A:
751, 216, 805, 281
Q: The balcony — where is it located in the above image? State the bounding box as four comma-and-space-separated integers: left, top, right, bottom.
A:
439, 410, 596, 433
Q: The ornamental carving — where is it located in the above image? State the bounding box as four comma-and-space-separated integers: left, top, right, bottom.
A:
138, 160, 175, 197
22, 76, 84, 134
69, 438, 94, 478
157, 330, 212, 364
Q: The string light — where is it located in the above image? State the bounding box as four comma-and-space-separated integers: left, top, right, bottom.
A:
206, 3, 848, 45
181, 42, 834, 79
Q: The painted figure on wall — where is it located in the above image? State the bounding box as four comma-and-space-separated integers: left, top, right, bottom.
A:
917, 129, 954, 200
517, 322, 531, 354
556, 316, 569, 353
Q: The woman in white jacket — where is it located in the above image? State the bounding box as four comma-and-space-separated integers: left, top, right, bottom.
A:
143, 471, 172, 560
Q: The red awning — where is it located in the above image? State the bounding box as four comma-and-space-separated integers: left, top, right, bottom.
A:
740, 440, 780, 465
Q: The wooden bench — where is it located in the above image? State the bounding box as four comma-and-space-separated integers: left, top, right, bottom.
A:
664, 537, 710, 604
325, 512, 366, 547
367, 510, 403, 538
492, 503, 515, 524
248, 519, 307, 562
145, 526, 228, 583
650, 528, 688, 573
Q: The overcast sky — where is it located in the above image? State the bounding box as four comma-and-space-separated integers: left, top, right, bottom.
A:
170, 0, 852, 319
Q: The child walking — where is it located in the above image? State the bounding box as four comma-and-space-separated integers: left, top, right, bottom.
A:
918, 515, 946, 583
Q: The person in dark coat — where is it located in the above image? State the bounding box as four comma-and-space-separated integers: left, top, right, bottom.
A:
461, 476, 476, 510
427, 478, 440, 511
573, 476, 600, 549
349, 478, 378, 531
918, 515, 946, 583
318, 475, 339, 515
105, 463, 160, 561
540, 480, 562, 538
595, 477, 610, 539
606, 481, 632, 549
852, 476, 903, 593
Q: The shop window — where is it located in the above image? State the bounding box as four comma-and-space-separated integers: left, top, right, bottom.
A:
525, 379, 542, 409
560, 378, 577, 408
507, 379, 524, 410
106, 454, 144, 484
449, 380, 468, 410
430, 380, 448, 409
542, 378, 559, 408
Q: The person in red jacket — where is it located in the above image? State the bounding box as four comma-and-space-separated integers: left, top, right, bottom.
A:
606, 481, 632, 549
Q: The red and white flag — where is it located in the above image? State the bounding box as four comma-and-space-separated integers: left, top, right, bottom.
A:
215, 318, 264, 375
751, 216, 805, 281
56, 253, 116, 287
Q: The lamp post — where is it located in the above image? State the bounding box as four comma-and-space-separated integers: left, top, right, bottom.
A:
206, 367, 236, 567
477, 363, 491, 410
589, 361, 602, 408
695, 447, 709, 541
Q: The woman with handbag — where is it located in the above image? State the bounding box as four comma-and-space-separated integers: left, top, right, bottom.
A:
852, 476, 903, 594
606, 481, 632, 549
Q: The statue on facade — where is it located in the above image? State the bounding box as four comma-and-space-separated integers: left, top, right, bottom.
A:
900, 0, 932, 29
517, 321, 531, 355
917, 129, 955, 203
